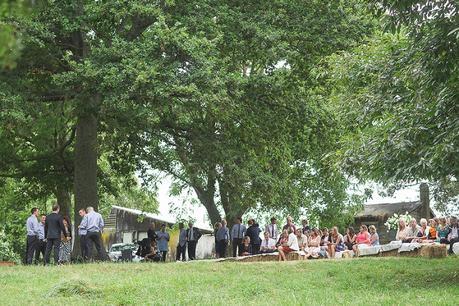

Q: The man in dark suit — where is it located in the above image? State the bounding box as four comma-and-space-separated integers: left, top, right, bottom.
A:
44, 203, 67, 265
186, 222, 202, 260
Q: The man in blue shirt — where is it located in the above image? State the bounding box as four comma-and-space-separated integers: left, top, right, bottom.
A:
25, 207, 40, 264
77, 208, 89, 260
34, 215, 46, 263
176, 223, 187, 261
216, 219, 230, 258
231, 217, 246, 257
80, 206, 105, 261
157, 224, 170, 262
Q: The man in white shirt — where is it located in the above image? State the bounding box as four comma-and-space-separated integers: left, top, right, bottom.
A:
260, 232, 276, 253
265, 217, 278, 241
277, 229, 299, 261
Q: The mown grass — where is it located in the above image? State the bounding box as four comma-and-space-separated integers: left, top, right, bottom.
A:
0, 257, 458, 305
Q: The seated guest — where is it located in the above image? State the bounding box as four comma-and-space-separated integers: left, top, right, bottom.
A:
369, 225, 379, 246
343, 227, 356, 250
260, 232, 276, 253
278, 229, 299, 261
145, 240, 161, 262
428, 219, 437, 240
396, 219, 409, 241
245, 219, 262, 255
437, 217, 450, 244
405, 219, 420, 242
240, 236, 252, 256
353, 225, 371, 257
282, 216, 296, 233
304, 228, 321, 259
416, 218, 429, 242
276, 230, 289, 247
295, 229, 308, 251
320, 228, 330, 248
328, 227, 345, 259
447, 216, 459, 254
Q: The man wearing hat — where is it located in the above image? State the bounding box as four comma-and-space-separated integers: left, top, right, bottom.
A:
156, 224, 170, 262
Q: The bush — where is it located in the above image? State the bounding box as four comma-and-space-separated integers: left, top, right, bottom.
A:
0, 229, 21, 263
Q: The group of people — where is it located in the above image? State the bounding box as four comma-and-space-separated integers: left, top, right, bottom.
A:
25, 203, 106, 265
395, 216, 459, 254
212, 215, 459, 261
137, 221, 202, 262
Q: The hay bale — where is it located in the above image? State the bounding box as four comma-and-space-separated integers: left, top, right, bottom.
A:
379, 249, 398, 257
419, 244, 447, 258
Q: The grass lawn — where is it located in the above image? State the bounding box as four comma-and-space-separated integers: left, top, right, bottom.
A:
0, 257, 458, 305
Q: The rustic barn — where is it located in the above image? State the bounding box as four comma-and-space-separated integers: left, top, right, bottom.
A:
104, 205, 214, 260
354, 183, 435, 243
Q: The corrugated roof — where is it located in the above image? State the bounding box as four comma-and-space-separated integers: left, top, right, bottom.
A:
110, 205, 213, 232
355, 201, 421, 218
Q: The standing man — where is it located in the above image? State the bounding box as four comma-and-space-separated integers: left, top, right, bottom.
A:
186, 222, 202, 260
176, 222, 187, 261
81, 206, 105, 261
246, 219, 262, 254
265, 217, 278, 241
216, 219, 230, 258
231, 217, 246, 257
44, 203, 67, 265
77, 208, 88, 260
25, 207, 40, 264
301, 219, 310, 235
147, 223, 158, 242
157, 224, 170, 262
35, 215, 46, 263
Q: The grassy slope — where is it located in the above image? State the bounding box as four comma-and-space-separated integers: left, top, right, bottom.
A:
0, 257, 458, 305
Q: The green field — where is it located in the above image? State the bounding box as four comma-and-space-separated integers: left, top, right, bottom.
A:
1, 257, 458, 305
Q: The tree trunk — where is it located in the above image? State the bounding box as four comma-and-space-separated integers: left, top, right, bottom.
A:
55, 184, 71, 218
193, 186, 221, 226
72, 106, 99, 258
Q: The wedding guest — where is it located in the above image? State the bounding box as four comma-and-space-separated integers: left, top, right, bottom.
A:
283, 216, 296, 233
265, 217, 278, 241
245, 219, 261, 254
405, 219, 421, 242
58, 216, 72, 264
369, 225, 379, 246
301, 219, 310, 235
35, 215, 46, 263
25, 207, 40, 265
278, 229, 299, 261
186, 222, 202, 260
416, 218, 429, 241
145, 240, 161, 262
231, 217, 246, 257
260, 232, 276, 253
277, 230, 289, 247
427, 219, 437, 240
44, 204, 67, 265
305, 228, 321, 259
81, 206, 105, 261
157, 224, 170, 262
353, 225, 371, 257
328, 226, 345, 259
295, 229, 308, 251
77, 208, 88, 260
176, 222, 187, 261
343, 227, 356, 250
240, 236, 252, 256
216, 220, 230, 258
447, 216, 459, 254
395, 219, 409, 241
214, 222, 222, 258
436, 217, 450, 244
